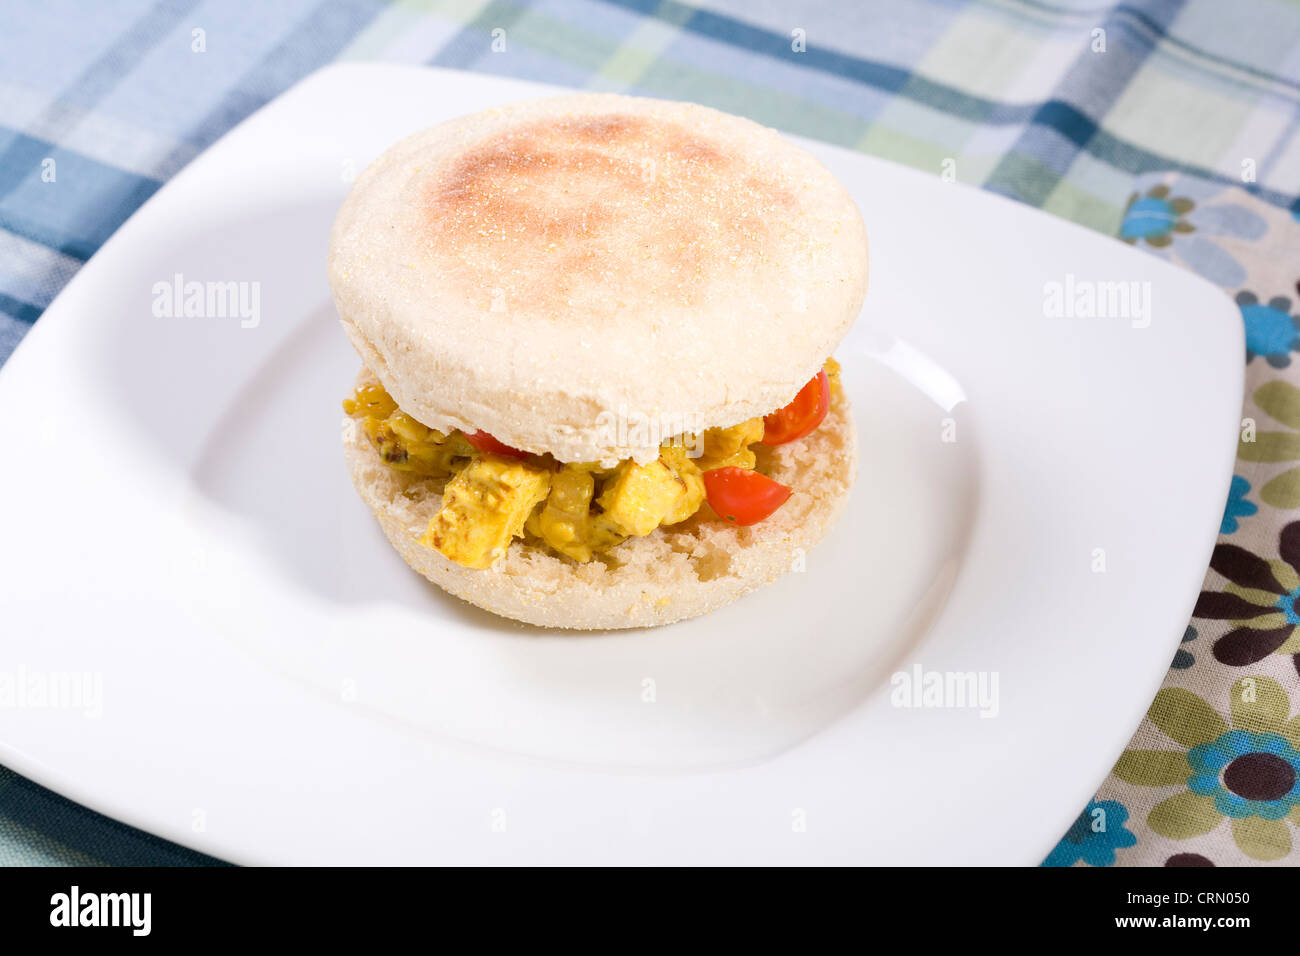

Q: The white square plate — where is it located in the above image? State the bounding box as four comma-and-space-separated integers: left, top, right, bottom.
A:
0, 64, 1241, 865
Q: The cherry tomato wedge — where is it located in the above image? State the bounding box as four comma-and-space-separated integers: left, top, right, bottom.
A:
466, 430, 528, 459
702, 467, 793, 526
761, 370, 830, 446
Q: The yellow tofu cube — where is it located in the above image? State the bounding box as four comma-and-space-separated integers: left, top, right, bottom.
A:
422, 458, 551, 569
697, 417, 764, 470
659, 446, 705, 525
536, 467, 599, 562
596, 459, 689, 537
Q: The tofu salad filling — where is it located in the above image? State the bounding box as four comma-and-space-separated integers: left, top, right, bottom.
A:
344, 360, 841, 569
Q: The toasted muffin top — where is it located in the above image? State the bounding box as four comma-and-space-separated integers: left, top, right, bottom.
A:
329, 93, 868, 463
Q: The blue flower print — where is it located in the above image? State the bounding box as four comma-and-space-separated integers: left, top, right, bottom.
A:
1187, 730, 1300, 821
1120, 188, 1193, 244
1173, 625, 1198, 669
1238, 292, 1299, 367
1121, 178, 1266, 287
1041, 799, 1138, 866
1221, 475, 1257, 535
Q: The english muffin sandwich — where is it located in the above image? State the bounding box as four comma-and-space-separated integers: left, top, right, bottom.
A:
329, 93, 868, 629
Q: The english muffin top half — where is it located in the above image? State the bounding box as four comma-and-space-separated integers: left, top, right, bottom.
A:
329, 93, 869, 465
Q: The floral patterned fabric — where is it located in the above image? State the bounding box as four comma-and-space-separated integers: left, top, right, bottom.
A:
1044, 174, 1300, 867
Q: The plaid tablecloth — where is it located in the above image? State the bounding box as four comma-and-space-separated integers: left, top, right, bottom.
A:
2, 0, 1298, 866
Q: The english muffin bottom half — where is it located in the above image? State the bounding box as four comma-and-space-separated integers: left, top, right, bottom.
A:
329, 92, 868, 629
343, 374, 856, 630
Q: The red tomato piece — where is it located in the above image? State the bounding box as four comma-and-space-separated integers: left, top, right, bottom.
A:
466, 430, 528, 459
702, 467, 793, 526
761, 370, 830, 445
